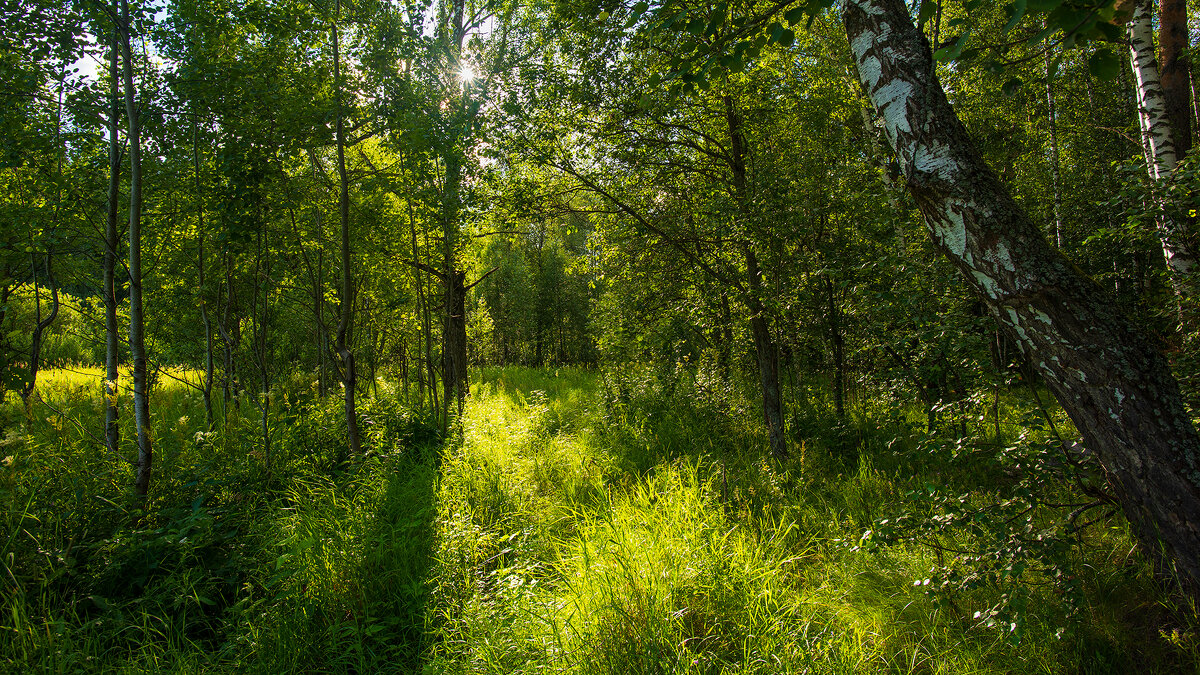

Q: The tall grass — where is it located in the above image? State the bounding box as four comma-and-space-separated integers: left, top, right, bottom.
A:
2, 365, 1198, 672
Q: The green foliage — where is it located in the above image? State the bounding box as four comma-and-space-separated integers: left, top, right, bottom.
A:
0, 368, 442, 672
3, 366, 1200, 672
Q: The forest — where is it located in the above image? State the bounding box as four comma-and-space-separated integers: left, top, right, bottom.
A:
8, 0, 1200, 671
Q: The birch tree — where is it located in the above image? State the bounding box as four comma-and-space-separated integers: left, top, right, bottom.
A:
1128, 0, 1195, 284
842, 0, 1200, 587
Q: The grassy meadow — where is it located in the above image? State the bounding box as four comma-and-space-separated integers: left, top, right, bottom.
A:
1, 365, 1198, 673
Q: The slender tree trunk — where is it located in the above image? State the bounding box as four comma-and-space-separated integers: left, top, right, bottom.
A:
844, 0, 1200, 588
718, 293, 733, 383
366, 298, 380, 398
194, 112, 215, 429
1045, 46, 1064, 248
22, 254, 60, 416
22, 72, 65, 416
745, 249, 787, 459
332, 2, 361, 455
118, 0, 152, 497
405, 179, 426, 408
423, 219, 439, 415
317, 247, 327, 397
725, 94, 787, 459
218, 252, 236, 410
1129, 0, 1196, 282
1190, 70, 1200, 142
438, 1, 472, 422
305, 149, 328, 398
104, 25, 121, 460
825, 275, 845, 420
252, 223, 271, 475
441, 152, 468, 417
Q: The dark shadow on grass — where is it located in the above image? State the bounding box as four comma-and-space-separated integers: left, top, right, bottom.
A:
348, 441, 442, 671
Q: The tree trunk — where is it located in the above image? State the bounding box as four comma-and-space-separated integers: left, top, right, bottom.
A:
218, 251, 238, 411
195, 111, 215, 429
21, 254, 60, 416
118, 0, 152, 498
746, 267, 787, 460
844, 0, 1200, 588
725, 94, 787, 459
252, 223, 272, 474
1129, 0, 1196, 281
441, 151, 468, 416
1045, 46, 1064, 248
332, 2, 361, 455
443, 266, 468, 413
104, 25, 121, 460
1159, 0, 1191, 157
303, 149, 329, 399
718, 293, 733, 383
825, 275, 845, 420
404, 176, 428, 408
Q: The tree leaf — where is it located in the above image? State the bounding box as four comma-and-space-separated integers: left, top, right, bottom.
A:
1087, 48, 1119, 80
1002, 0, 1027, 33
918, 0, 939, 29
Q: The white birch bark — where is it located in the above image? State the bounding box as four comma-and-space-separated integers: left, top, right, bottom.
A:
842, 0, 1200, 590
1131, 0, 1177, 178
1129, 0, 1195, 279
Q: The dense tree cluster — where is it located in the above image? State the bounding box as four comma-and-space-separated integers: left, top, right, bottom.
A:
6, 0, 1200, 590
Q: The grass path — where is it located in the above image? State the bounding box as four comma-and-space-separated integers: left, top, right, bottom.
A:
2, 366, 1193, 673
418, 367, 1163, 674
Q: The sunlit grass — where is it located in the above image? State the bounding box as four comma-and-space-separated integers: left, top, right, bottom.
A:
1, 365, 1196, 673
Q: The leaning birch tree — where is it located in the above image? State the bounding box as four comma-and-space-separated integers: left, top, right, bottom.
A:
841, 0, 1200, 588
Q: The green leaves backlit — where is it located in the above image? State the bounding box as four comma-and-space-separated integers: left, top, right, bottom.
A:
928, 0, 1128, 82
643, 0, 831, 98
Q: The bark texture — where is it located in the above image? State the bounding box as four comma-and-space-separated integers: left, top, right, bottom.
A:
441, 151, 469, 413
1159, 0, 1191, 157
1129, 0, 1195, 280
844, 0, 1200, 587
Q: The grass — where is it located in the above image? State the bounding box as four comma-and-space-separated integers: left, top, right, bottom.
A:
1, 365, 1198, 672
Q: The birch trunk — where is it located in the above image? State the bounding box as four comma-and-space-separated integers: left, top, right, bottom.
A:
843, 0, 1200, 588
118, 0, 152, 497
1129, 0, 1195, 280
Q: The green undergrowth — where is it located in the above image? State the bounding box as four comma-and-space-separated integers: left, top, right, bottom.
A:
2, 366, 1199, 672
424, 366, 1200, 674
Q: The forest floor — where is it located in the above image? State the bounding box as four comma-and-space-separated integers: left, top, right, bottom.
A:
3, 366, 1200, 673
